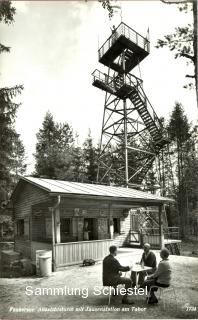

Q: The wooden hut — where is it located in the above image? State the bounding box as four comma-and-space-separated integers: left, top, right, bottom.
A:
10, 177, 177, 271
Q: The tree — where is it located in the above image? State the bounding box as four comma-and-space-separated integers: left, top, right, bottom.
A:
34, 111, 75, 180
72, 144, 85, 182
0, 1, 25, 207
182, 126, 198, 235
167, 102, 191, 237
156, 1, 197, 106
83, 130, 99, 183
98, 0, 113, 18
9, 131, 27, 186
0, 0, 16, 53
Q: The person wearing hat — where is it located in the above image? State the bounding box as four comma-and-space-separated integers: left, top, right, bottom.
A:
144, 247, 172, 304
131, 243, 157, 287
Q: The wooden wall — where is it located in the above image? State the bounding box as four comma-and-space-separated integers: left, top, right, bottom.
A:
55, 239, 113, 268
60, 198, 109, 242
14, 182, 49, 258
31, 241, 52, 261
59, 198, 132, 247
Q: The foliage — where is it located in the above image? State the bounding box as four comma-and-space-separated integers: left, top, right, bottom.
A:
0, 0, 15, 24
156, 1, 197, 99
98, 0, 113, 18
166, 103, 193, 236
34, 111, 75, 180
0, 1, 26, 206
83, 130, 99, 183
71, 145, 85, 182
0, 1, 16, 53
34, 118, 100, 183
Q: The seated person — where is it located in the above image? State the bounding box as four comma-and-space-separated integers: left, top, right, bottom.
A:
103, 245, 133, 304
131, 243, 156, 286
144, 247, 172, 304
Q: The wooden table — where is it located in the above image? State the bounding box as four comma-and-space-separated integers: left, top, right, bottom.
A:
131, 265, 152, 288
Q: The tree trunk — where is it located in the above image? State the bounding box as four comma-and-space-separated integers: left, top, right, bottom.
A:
193, 0, 198, 109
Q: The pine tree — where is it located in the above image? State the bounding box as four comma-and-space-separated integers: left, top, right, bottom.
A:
0, 1, 25, 207
83, 131, 99, 183
72, 145, 85, 182
167, 102, 191, 237
183, 126, 198, 235
10, 131, 27, 185
34, 111, 74, 180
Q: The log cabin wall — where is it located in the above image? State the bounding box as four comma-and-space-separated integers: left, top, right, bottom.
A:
59, 198, 131, 247
59, 198, 110, 242
31, 204, 52, 242
13, 182, 49, 258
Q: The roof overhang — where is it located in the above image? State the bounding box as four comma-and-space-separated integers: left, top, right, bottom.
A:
11, 176, 175, 206
49, 192, 174, 206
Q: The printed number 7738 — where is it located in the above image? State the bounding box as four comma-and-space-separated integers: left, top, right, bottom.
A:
186, 306, 197, 312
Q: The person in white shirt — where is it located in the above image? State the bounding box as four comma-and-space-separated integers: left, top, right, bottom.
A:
144, 247, 172, 304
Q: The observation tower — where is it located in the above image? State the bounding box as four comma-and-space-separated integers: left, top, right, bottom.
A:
92, 22, 168, 188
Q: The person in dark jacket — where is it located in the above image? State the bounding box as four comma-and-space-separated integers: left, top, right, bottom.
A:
131, 243, 157, 286
103, 245, 132, 304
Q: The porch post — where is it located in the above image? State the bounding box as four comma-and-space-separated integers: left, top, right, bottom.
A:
158, 204, 164, 249
109, 203, 114, 239
55, 207, 61, 243
0, 223, 3, 237
49, 207, 56, 272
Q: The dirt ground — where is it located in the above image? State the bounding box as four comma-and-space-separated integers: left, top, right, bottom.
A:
0, 248, 198, 320
180, 240, 198, 257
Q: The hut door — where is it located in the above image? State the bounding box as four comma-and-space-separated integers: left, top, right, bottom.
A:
130, 213, 139, 243
131, 214, 139, 231
84, 218, 97, 240
113, 218, 120, 234
98, 218, 109, 240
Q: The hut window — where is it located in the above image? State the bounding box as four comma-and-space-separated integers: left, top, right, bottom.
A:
113, 218, 120, 234
16, 219, 24, 237
60, 218, 71, 234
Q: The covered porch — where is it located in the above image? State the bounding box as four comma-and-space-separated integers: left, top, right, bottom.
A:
19, 177, 177, 271
31, 199, 170, 271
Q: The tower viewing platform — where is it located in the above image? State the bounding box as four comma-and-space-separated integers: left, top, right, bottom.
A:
98, 22, 150, 73
92, 69, 141, 99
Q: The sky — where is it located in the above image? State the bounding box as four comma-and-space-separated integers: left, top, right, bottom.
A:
0, 0, 197, 173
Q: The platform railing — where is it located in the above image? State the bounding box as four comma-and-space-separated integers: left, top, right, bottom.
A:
98, 22, 150, 60
92, 69, 113, 85
142, 227, 180, 239
92, 69, 142, 92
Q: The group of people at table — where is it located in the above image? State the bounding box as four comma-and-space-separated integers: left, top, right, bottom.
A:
102, 243, 172, 304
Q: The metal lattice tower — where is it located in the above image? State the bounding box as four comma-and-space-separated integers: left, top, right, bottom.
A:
92, 22, 168, 188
